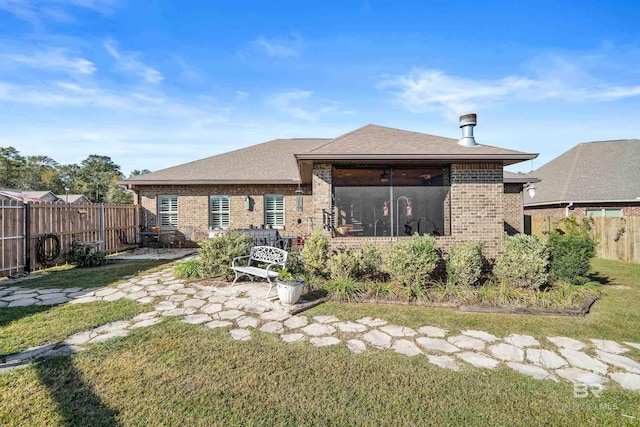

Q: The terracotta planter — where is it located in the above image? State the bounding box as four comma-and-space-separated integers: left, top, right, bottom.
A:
276, 279, 304, 305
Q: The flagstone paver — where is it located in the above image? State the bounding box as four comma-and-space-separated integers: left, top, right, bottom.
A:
461, 330, 499, 342
591, 339, 630, 354
416, 337, 460, 354
547, 336, 585, 351
559, 349, 608, 375
504, 334, 540, 348
506, 362, 557, 381
456, 352, 500, 369
392, 339, 422, 357
526, 349, 568, 369
447, 335, 485, 351
426, 355, 460, 371
363, 330, 392, 349
489, 343, 525, 362
346, 339, 367, 354
596, 351, 640, 374
2, 262, 640, 394
418, 326, 448, 337
609, 373, 640, 391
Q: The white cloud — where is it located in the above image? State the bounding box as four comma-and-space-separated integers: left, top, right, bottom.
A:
381, 51, 640, 116
0, 0, 117, 25
268, 90, 336, 121
104, 40, 163, 84
252, 35, 301, 58
0, 49, 96, 75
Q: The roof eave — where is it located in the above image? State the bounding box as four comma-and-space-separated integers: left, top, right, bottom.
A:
118, 179, 302, 187
504, 177, 541, 184
295, 153, 538, 165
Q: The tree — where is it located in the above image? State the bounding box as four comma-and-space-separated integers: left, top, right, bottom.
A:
129, 169, 151, 177
77, 155, 123, 203
0, 146, 25, 188
16, 156, 62, 192
106, 175, 133, 204
57, 164, 82, 194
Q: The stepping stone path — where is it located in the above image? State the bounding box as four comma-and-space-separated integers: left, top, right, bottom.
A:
2, 264, 640, 393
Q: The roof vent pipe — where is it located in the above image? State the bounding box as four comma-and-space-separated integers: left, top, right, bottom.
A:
458, 113, 478, 147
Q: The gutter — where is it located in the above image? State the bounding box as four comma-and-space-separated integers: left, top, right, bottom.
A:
118, 179, 303, 187
525, 198, 640, 207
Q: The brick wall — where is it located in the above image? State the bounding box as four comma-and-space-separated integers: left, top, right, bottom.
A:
312, 164, 332, 236
503, 183, 523, 234
136, 184, 313, 236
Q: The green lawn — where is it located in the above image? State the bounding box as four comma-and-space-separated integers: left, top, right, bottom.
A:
0, 258, 639, 426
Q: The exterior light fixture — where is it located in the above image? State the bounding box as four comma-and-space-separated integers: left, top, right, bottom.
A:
245, 195, 252, 210
295, 185, 304, 212
380, 169, 389, 183
527, 184, 536, 199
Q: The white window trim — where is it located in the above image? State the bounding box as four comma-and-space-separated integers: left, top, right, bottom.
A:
264, 194, 285, 229
158, 195, 178, 229
210, 195, 230, 230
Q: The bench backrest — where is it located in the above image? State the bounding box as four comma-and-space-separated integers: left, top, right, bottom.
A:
249, 246, 288, 266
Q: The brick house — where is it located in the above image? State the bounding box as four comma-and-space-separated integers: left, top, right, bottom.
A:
524, 139, 640, 218
120, 115, 537, 260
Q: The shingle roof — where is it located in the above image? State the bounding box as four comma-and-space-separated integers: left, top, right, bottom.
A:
503, 171, 540, 184
298, 124, 534, 164
122, 138, 330, 185
121, 124, 537, 186
524, 139, 640, 206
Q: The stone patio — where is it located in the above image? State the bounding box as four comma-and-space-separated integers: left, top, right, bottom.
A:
1, 264, 640, 392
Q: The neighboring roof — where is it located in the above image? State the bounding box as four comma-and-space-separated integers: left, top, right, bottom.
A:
120, 124, 537, 186
297, 125, 536, 166
0, 189, 52, 203
503, 171, 540, 185
55, 194, 91, 203
525, 139, 640, 206
121, 138, 330, 186
22, 190, 58, 201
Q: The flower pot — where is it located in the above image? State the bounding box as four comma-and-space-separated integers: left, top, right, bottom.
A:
276, 279, 304, 305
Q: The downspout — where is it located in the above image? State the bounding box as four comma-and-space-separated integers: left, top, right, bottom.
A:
565, 202, 574, 217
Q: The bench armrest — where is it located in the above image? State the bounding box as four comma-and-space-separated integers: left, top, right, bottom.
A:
232, 255, 251, 268
265, 261, 286, 276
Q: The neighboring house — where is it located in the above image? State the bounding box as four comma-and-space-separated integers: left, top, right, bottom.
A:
55, 194, 92, 204
524, 140, 640, 218
0, 189, 55, 203
120, 115, 537, 259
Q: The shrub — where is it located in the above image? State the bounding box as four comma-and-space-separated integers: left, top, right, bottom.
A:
494, 234, 549, 290
198, 231, 252, 279
174, 259, 205, 279
359, 241, 383, 278
547, 217, 596, 283
285, 249, 305, 276
329, 247, 361, 280
446, 241, 485, 287
324, 277, 362, 302
385, 234, 439, 287
302, 229, 329, 277
66, 241, 107, 268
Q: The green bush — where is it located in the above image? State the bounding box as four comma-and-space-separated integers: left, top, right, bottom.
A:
385, 234, 439, 287
198, 231, 252, 279
329, 248, 361, 280
174, 259, 205, 279
302, 229, 329, 277
446, 241, 485, 287
494, 234, 549, 290
324, 277, 362, 302
359, 241, 383, 278
66, 241, 107, 268
548, 217, 596, 283
285, 249, 305, 276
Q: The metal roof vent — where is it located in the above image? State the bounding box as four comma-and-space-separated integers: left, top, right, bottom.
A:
458, 113, 478, 147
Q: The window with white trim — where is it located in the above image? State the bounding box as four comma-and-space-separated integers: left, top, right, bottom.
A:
158, 195, 178, 229
586, 208, 623, 217
264, 194, 285, 228
210, 195, 230, 229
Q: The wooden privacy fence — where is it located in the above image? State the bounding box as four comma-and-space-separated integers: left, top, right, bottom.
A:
528, 215, 640, 264
0, 201, 139, 277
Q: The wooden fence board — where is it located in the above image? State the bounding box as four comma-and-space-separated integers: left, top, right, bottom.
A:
528, 215, 640, 264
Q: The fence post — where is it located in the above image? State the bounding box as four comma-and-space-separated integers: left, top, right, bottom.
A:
100, 204, 105, 252
135, 204, 140, 244
24, 202, 31, 273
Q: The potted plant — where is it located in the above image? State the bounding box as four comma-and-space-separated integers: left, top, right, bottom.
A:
276, 268, 305, 304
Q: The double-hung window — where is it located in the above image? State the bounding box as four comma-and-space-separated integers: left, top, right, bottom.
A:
210, 195, 230, 229
264, 194, 285, 228
158, 195, 178, 229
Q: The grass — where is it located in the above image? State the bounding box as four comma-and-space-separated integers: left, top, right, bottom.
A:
1, 320, 639, 426
0, 259, 171, 356
0, 257, 639, 425
13, 259, 170, 290
310, 258, 640, 344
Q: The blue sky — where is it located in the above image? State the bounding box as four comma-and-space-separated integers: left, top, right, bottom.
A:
1, 0, 639, 175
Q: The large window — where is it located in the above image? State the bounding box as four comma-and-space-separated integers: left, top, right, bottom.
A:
264, 194, 285, 228
586, 208, 623, 217
158, 195, 178, 229
210, 195, 230, 229
332, 166, 450, 237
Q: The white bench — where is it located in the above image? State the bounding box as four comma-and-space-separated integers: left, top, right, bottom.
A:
231, 246, 288, 298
